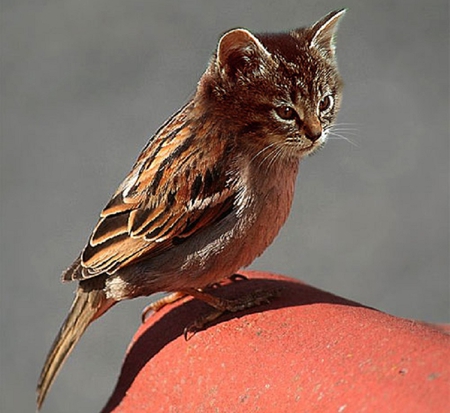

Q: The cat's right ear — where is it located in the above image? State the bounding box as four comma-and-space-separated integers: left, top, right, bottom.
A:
216, 29, 272, 80
309, 9, 346, 59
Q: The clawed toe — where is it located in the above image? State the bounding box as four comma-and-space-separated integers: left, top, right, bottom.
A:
142, 284, 281, 338
182, 287, 282, 340
221, 288, 281, 313
183, 308, 225, 340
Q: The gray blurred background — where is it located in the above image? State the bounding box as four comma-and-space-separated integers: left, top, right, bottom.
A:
1, 1, 448, 412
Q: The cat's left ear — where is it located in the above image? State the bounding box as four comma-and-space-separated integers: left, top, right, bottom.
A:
309, 9, 346, 58
216, 28, 273, 80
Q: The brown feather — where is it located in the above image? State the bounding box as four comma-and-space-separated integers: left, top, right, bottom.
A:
39, 10, 346, 409
37, 276, 114, 409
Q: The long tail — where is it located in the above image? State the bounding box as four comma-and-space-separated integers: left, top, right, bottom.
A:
36, 275, 115, 410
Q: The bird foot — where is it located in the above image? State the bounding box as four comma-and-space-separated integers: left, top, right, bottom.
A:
183, 287, 281, 340
141, 274, 248, 323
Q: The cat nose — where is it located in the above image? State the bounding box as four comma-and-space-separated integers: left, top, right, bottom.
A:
303, 117, 322, 142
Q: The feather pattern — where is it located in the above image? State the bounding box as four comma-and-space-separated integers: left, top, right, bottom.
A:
66, 102, 236, 281
40, 11, 347, 410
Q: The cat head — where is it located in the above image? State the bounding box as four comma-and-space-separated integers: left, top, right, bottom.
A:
198, 9, 346, 160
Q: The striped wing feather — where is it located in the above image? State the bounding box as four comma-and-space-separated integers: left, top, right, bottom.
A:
66, 104, 235, 281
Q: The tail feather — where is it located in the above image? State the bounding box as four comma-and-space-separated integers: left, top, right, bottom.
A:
37, 277, 114, 410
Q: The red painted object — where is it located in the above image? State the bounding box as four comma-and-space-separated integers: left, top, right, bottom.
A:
102, 272, 449, 413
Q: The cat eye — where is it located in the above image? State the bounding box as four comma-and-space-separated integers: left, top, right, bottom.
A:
275, 105, 297, 121
318, 95, 334, 112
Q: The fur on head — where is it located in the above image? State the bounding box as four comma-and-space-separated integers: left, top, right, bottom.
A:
197, 9, 346, 159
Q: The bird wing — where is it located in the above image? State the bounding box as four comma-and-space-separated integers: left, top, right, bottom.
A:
63, 105, 236, 281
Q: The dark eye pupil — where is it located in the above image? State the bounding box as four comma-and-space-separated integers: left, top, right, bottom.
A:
319, 96, 332, 111
277, 106, 296, 120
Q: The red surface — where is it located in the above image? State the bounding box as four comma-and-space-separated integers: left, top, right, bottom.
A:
102, 272, 449, 413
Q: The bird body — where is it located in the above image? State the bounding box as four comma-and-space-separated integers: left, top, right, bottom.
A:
37, 9, 345, 409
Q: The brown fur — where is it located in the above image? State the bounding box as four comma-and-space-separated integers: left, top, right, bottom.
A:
37, 10, 345, 409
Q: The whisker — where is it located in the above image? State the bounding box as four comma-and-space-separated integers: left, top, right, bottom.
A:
266, 147, 283, 170
260, 142, 283, 170
330, 130, 360, 137
327, 131, 359, 147
262, 148, 279, 169
331, 128, 360, 133
332, 122, 361, 127
249, 142, 279, 166
255, 146, 275, 169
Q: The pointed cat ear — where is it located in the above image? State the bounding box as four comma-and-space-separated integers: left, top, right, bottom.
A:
309, 9, 346, 58
216, 28, 272, 79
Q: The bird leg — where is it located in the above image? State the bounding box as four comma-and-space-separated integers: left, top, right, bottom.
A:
141, 274, 249, 323
183, 287, 280, 340
141, 291, 186, 323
